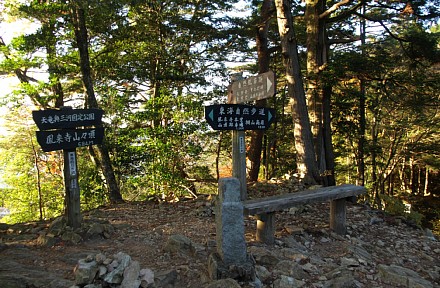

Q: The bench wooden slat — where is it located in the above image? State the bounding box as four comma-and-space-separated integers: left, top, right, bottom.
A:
243, 184, 366, 215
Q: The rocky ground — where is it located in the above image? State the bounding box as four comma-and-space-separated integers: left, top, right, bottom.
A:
0, 179, 439, 288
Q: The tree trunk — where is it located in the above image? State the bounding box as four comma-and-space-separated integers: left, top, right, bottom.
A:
275, 0, 320, 184
305, 0, 338, 186
322, 85, 336, 186
424, 167, 429, 196
248, 0, 274, 182
357, 4, 367, 187
71, 5, 123, 203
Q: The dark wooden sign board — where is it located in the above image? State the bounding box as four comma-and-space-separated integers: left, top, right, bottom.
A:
33, 107, 104, 228
205, 72, 277, 201
32, 108, 103, 130
36, 127, 104, 152
205, 104, 275, 131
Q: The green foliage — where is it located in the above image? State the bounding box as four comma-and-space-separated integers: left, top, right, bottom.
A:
381, 194, 407, 216
0, 115, 64, 223
381, 194, 424, 227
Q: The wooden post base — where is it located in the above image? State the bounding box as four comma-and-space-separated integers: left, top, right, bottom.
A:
256, 212, 275, 245
330, 198, 347, 235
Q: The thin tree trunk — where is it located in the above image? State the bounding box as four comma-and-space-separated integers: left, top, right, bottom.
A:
71, 5, 123, 203
424, 167, 429, 196
275, 0, 320, 184
248, 0, 274, 182
322, 85, 336, 185
357, 3, 366, 187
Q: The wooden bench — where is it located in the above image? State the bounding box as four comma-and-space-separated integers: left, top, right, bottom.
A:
243, 184, 367, 244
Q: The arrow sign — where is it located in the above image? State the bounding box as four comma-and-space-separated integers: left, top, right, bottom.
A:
33, 108, 104, 130
228, 71, 275, 104
36, 127, 105, 152
205, 104, 275, 131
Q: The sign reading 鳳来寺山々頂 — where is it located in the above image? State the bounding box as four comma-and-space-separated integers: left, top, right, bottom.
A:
36, 127, 105, 152
205, 104, 275, 131
32, 107, 105, 229
32, 108, 104, 130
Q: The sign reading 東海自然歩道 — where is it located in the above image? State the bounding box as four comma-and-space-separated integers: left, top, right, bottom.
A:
205, 104, 275, 131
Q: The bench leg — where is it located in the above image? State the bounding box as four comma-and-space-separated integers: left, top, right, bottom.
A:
256, 212, 275, 245
330, 198, 346, 235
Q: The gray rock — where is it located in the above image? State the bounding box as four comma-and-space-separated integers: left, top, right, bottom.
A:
47, 216, 66, 236
74, 259, 98, 285
282, 236, 308, 253
206, 278, 241, 288
326, 272, 357, 288
377, 264, 433, 288
87, 223, 105, 238
140, 268, 154, 287
163, 234, 195, 255
62, 231, 83, 244
274, 260, 309, 280
341, 257, 360, 267
155, 269, 178, 287
348, 245, 372, 264
121, 260, 141, 288
273, 275, 305, 288
255, 265, 272, 282
248, 246, 280, 267
36, 234, 57, 247
103, 253, 131, 284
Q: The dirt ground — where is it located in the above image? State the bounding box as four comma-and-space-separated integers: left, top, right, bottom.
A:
0, 182, 439, 287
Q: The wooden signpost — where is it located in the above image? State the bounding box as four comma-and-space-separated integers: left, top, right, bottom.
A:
205, 71, 276, 201
33, 107, 104, 228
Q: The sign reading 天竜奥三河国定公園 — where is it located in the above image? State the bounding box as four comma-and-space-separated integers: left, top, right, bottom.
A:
32, 107, 105, 229
32, 108, 104, 152
32, 108, 103, 130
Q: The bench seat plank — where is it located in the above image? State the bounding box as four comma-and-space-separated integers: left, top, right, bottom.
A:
243, 184, 366, 215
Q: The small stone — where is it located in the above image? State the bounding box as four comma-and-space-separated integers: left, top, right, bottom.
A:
341, 257, 359, 267
320, 237, 330, 243
74, 259, 98, 285
369, 217, 383, 225
255, 265, 271, 282
95, 253, 106, 264
205, 278, 241, 288
140, 268, 154, 287
163, 234, 195, 255
274, 275, 305, 288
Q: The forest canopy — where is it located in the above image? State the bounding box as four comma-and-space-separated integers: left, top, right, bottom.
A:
0, 0, 439, 232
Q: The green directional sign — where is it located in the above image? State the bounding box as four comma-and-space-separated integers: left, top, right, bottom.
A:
205, 104, 275, 131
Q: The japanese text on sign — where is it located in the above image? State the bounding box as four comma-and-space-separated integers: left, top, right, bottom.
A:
205, 104, 275, 131
40, 113, 96, 125
44, 129, 98, 145
228, 71, 275, 104
217, 106, 267, 130
32, 108, 104, 130
35, 127, 105, 152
